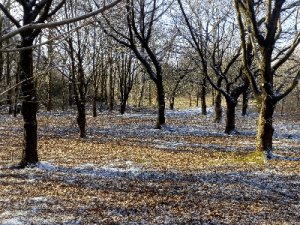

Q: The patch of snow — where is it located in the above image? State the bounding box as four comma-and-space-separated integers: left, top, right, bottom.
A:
33, 161, 59, 172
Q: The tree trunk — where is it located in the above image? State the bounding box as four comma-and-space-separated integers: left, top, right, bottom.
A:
170, 96, 175, 110
6, 51, 12, 115
148, 82, 152, 106
201, 78, 207, 115
18, 45, 38, 167
120, 93, 128, 114
68, 82, 73, 107
214, 91, 222, 123
155, 81, 165, 129
214, 77, 222, 123
255, 94, 276, 159
109, 65, 114, 112
242, 89, 248, 116
225, 98, 237, 134
76, 102, 86, 138
21, 101, 38, 166
46, 72, 52, 111
212, 88, 215, 106
93, 88, 98, 117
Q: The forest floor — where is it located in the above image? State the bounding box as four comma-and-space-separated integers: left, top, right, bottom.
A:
0, 105, 300, 224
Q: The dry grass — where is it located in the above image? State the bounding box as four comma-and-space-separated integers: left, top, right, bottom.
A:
0, 107, 300, 224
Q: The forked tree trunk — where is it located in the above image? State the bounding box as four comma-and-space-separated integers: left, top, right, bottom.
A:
155, 81, 165, 129
76, 102, 86, 138
225, 99, 237, 134
255, 94, 276, 159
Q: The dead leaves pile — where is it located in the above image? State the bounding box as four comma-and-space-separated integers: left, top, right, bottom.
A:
0, 109, 300, 224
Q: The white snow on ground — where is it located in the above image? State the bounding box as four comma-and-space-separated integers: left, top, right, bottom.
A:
166, 106, 215, 116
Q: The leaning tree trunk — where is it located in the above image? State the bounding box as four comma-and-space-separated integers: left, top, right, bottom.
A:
155, 79, 166, 129
19, 43, 38, 167
225, 98, 238, 134
255, 94, 277, 160
214, 77, 223, 123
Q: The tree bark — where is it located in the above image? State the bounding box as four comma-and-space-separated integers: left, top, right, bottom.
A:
242, 88, 248, 116
18, 44, 38, 167
225, 98, 237, 134
120, 93, 128, 114
201, 77, 207, 115
76, 102, 86, 138
93, 87, 98, 117
214, 77, 222, 123
68, 82, 73, 107
6, 51, 12, 114
21, 101, 38, 165
155, 80, 166, 129
46, 72, 52, 111
170, 96, 175, 110
255, 94, 276, 159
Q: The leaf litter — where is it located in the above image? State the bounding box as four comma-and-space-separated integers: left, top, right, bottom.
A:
0, 106, 300, 224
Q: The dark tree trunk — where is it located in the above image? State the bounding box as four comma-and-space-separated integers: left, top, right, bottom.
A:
170, 96, 175, 110
212, 88, 215, 106
13, 68, 19, 117
93, 88, 98, 117
120, 93, 129, 114
109, 66, 114, 112
255, 94, 277, 159
201, 77, 207, 115
242, 88, 249, 116
155, 80, 165, 129
214, 77, 223, 123
18, 44, 38, 167
6, 51, 12, 115
225, 98, 238, 134
68, 82, 73, 107
47, 72, 52, 111
61, 76, 65, 111
21, 101, 38, 165
148, 82, 152, 106
214, 92, 222, 123
76, 102, 86, 138
196, 86, 199, 107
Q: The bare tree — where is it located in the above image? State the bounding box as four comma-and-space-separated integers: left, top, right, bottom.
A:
0, 0, 124, 167
235, 0, 300, 160
102, 0, 174, 128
